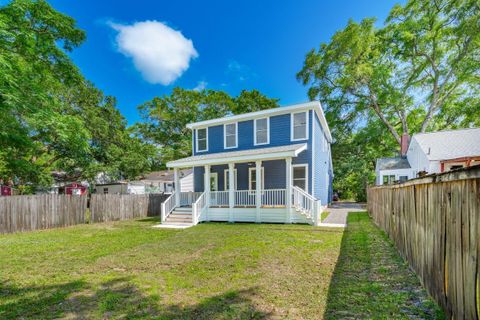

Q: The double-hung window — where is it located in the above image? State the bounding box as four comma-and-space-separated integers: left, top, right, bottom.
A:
293, 164, 308, 191
291, 111, 308, 141
196, 128, 208, 152
254, 118, 269, 145
224, 123, 237, 149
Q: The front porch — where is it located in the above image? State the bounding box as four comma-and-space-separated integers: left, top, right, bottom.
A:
163, 144, 322, 226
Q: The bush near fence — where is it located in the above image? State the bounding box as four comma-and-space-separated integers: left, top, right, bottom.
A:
0, 193, 169, 234
367, 166, 480, 320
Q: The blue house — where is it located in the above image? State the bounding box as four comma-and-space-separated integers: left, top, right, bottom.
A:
162, 101, 333, 226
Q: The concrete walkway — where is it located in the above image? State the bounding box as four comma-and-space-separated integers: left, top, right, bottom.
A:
321, 202, 366, 227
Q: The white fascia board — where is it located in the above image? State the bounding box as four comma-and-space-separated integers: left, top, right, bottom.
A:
186, 101, 332, 143
167, 149, 306, 168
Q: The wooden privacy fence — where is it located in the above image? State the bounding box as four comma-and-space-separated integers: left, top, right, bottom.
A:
89, 194, 169, 223
0, 194, 87, 234
0, 193, 170, 233
367, 166, 480, 320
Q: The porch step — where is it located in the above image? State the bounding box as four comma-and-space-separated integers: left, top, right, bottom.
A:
165, 211, 193, 224
173, 207, 193, 213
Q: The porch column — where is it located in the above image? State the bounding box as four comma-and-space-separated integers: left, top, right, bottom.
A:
228, 163, 235, 222
255, 160, 262, 223
285, 157, 292, 223
174, 168, 180, 207
204, 165, 211, 207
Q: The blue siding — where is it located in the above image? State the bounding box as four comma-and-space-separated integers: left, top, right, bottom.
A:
312, 111, 332, 205
192, 109, 332, 203
193, 113, 310, 155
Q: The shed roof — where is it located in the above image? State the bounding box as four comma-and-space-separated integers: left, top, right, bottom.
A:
412, 128, 480, 161
376, 157, 411, 171
167, 143, 307, 168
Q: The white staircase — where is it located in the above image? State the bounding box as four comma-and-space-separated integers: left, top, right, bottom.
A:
163, 206, 193, 227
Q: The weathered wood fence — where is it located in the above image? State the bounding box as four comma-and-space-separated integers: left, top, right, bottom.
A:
367, 166, 480, 320
0, 193, 169, 234
0, 194, 87, 234
90, 194, 168, 223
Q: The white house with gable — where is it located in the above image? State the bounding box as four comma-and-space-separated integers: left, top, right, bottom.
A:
376, 128, 480, 185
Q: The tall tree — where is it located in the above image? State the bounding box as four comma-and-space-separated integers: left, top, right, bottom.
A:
137, 88, 279, 165
0, 0, 159, 190
297, 0, 480, 146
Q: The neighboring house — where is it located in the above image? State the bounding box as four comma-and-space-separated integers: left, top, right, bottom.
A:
376, 128, 480, 185
140, 169, 193, 194
163, 101, 333, 226
93, 181, 145, 195
0, 185, 16, 196
59, 182, 88, 195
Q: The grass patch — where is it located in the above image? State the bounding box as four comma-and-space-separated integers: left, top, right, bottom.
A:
324, 212, 444, 319
0, 214, 443, 319
321, 211, 330, 222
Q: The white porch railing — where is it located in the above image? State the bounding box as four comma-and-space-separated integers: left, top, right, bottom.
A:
180, 192, 203, 206
161, 192, 176, 222
261, 189, 286, 206
292, 186, 321, 225
234, 190, 256, 206
192, 192, 207, 224
210, 191, 229, 206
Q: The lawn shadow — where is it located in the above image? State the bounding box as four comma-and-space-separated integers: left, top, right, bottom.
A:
1, 276, 268, 319
323, 212, 444, 319
0, 280, 86, 319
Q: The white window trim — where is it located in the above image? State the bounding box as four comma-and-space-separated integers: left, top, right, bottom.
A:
292, 164, 308, 192
291, 111, 309, 142
224, 122, 238, 149
196, 127, 208, 153
248, 167, 264, 192
204, 172, 218, 191
224, 169, 238, 190
254, 117, 270, 146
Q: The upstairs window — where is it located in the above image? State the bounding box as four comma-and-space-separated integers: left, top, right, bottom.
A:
254, 118, 269, 145
196, 128, 208, 152
224, 123, 237, 149
291, 111, 308, 141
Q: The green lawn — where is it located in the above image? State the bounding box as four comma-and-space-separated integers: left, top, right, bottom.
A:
0, 213, 443, 319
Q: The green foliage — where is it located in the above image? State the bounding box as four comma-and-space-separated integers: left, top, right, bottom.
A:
138, 88, 279, 165
298, 0, 480, 200
0, 0, 159, 190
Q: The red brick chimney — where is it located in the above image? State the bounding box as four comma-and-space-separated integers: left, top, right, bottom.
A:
400, 133, 409, 157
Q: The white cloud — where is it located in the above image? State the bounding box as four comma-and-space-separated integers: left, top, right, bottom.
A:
193, 81, 207, 91
109, 20, 198, 85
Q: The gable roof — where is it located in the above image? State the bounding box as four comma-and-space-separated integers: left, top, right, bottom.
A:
185, 101, 332, 143
412, 128, 480, 161
376, 157, 411, 171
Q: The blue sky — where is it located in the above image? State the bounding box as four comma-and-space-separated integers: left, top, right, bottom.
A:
45, 0, 400, 124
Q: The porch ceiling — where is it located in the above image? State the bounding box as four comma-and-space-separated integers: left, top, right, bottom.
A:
166, 143, 307, 168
